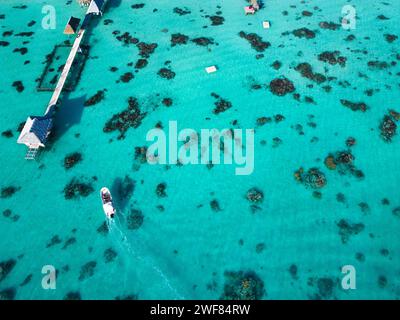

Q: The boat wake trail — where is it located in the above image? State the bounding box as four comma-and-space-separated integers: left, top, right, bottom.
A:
106, 217, 184, 299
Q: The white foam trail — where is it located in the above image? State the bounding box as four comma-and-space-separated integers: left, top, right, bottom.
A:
106, 217, 184, 299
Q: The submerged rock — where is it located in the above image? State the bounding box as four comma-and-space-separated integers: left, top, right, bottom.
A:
221, 270, 265, 300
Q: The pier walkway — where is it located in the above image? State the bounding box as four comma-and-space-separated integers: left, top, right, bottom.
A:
17, 0, 106, 159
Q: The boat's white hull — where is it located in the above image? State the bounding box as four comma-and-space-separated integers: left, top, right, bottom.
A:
100, 187, 115, 219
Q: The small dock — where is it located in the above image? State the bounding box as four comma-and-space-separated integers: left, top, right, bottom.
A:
17, 0, 106, 159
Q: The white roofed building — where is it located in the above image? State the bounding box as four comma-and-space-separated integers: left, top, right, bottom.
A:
17, 115, 53, 150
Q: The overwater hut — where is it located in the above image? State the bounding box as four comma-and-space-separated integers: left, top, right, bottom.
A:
87, 0, 105, 15
17, 113, 54, 158
250, 0, 260, 10
64, 16, 81, 35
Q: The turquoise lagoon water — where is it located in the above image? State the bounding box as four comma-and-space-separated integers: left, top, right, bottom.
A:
0, 0, 399, 299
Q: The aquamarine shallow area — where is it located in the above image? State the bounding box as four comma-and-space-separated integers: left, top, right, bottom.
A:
0, 0, 399, 300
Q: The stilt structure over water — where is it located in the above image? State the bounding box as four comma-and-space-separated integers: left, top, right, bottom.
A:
17, 0, 106, 159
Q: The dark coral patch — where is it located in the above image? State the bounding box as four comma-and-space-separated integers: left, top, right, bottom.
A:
1, 186, 21, 198
239, 31, 270, 52
171, 33, 189, 46
104, 248, 118, 263
380, 111, 398, 142
246, 188, 264, 203
1, 130, 13, 138
211, 92, 232, 114
104, 97, 146, 139
135, 59, 148, 69
221, 270, 265, 300
84, 90, 105, 106
191, 37, 214, 46
64, 291, 81, 300
162, 98, 173, 107
210, 199, 221, 212
79, 261, 97, 281
12, 81, 24, 92
340, 100, 367, 112
173, 7, 191, 16
0, 287, 16, 300
63, 178, 94, 200
156, 183, 167, 198
318, 51, 346, 67
269, 78, 295, 96
127, 208, 144, 230
64, 152, 83, 169
292, 28, 316, 39
337, 219, 364, 243
319, 21, 340, 30
210, 16, 224, 26
131, 3, 145, 9
0, 259, 17, 282
295, 63, 326, 84
46, 235, 62, 248
120, 72, 134, 83
294, 167, 327, 189
157, 68, 176, 79
137, 42, 157, 58
97, 221, 109, 235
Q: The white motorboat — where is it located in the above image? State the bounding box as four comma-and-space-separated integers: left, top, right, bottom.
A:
100, 187, 115, 219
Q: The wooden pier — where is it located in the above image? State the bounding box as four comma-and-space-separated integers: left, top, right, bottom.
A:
17, 0, 106, 159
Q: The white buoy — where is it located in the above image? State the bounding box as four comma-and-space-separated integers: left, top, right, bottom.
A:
205, 66, 217, 73
263, 21, 271, 29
